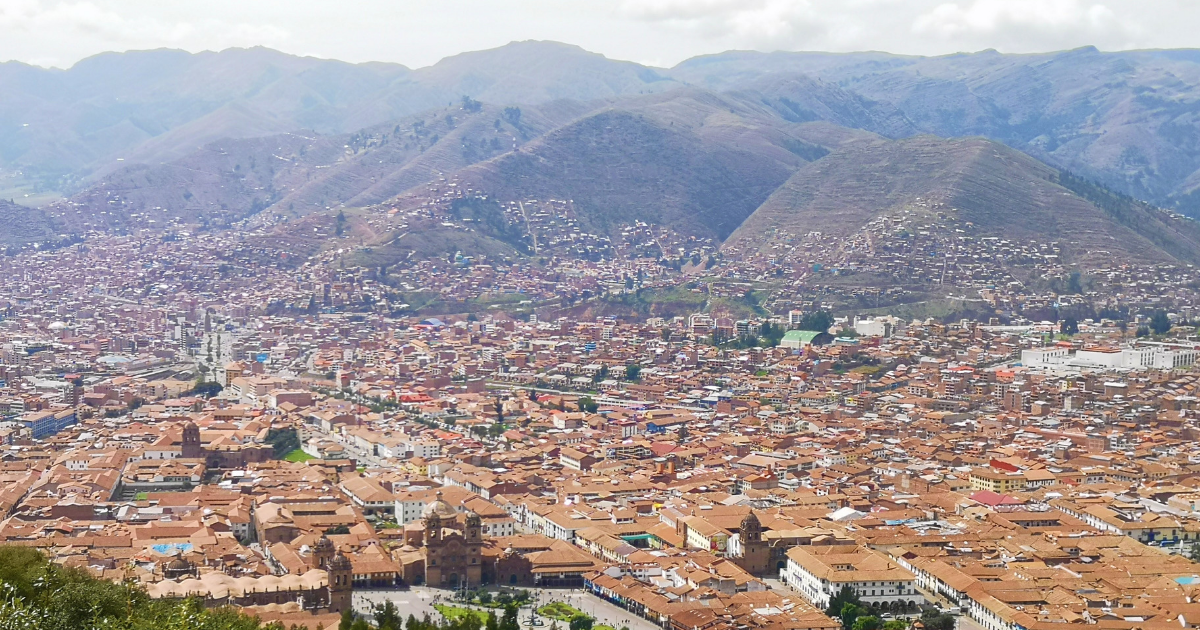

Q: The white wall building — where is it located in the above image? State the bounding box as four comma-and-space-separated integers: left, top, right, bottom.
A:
782, 545, 923, 609
1021, 343, 1198, 372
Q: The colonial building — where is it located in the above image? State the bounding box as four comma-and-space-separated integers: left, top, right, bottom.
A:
729, 513, 770, 575
147, 536, 352, 614
422, 491, 484, 588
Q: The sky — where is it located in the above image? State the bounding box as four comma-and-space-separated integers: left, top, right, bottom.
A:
0, 0, 1197, 69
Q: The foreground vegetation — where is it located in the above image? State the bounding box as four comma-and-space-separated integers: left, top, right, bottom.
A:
0, 546, 267, 630
0, 545, 553, 630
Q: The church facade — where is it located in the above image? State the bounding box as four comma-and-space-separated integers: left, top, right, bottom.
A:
422, 492, 484, 588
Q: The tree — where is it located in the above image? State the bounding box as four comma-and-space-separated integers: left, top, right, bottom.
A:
462, 613, 484, 630
0, 544, 275, 630
840, 603, 865, 630
375, 600, 403, 630
825, 586, 863, 619
800, 311, 834, 333
503, 107, 522, 127
486, 611, 500, 630
1060, 317, 1079, 336
569, 614, 595, 630
1067, 271, 1083, 294
759, 321, 786, 346
190, 380, 223, 398
461, 96, 483, 112
1150, 310, 1172, 335
501, 604, 520, 630
480, 592, 494, 605
340, 609, 355, 630
493, 397, 505, 425
577, 397, 598, 414
592, 365, 607, 384
660, 328, 671, 342
625, 364, 642, 382
853, 616, 881, 630
882, 622, 908, 630
351, 619, 371, 630
920, 610, 956, 630
265, 427, 302, 458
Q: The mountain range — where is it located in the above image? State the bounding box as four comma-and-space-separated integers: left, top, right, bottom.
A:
10, 41, 1200, 267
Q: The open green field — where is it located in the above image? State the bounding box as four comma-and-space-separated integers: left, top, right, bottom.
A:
284, 449, 315, 462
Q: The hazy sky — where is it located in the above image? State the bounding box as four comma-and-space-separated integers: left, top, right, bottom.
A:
1, 0, 1198, 69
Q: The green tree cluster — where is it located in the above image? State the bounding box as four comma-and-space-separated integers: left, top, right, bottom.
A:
919, 610, 956, 630
577, 397, 599, 413
624, 364, 641, 381
1150, 310, 1172, 335
0, 546, 275, 630
799, 311, 834, 333
265, 427, 302, 458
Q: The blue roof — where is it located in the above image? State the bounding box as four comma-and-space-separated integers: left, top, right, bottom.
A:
151, 543, 193, 555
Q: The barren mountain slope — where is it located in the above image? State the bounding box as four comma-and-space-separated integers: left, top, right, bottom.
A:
0, 198, 56, 245
727, 135, 1200, 266
675, 47, 1200, 215
386, 90, 858, 242
0, 42, 680, 192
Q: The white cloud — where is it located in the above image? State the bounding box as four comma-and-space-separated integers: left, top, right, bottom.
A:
911, 0, 1140, 51
0, 0, 288, 66
0, 0, 1197, 69
618, 0, 831, 48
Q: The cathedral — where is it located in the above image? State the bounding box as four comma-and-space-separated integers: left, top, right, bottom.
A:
177, 421, 272, 468
394, 491, 484, 588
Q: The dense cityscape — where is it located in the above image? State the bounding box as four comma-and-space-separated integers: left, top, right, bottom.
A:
6, 208, 1200, 630
9, 9, 1200, 630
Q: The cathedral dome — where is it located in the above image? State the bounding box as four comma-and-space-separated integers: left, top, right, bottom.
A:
329, 552, 352, 570
422, 491, 457, 520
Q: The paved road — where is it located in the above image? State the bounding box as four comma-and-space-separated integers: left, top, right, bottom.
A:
352, 587, 660, 630
355, 586, 446, 621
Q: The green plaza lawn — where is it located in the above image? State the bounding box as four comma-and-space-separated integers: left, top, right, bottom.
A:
434, 604, 493, 625
284, 449, 315, 462
537, 602, 585, 621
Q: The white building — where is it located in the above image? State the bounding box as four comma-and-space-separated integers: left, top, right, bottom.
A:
1021, 343, 1198, 372
782, 545, 923, 609
853, 316, 897, 338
